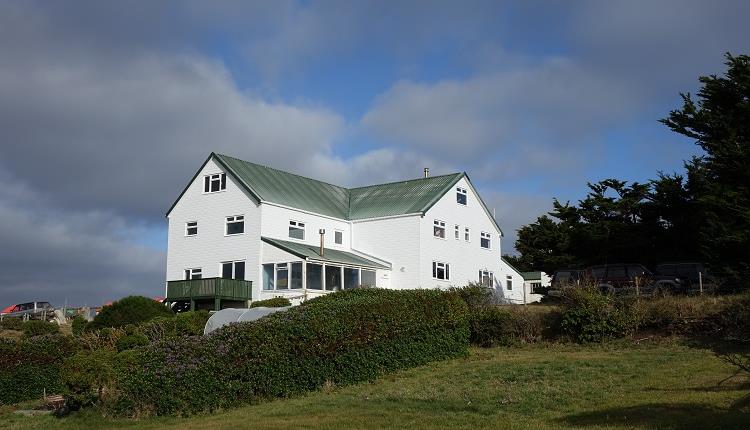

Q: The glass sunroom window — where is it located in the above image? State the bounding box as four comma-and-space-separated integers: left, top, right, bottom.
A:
344, 267, 359, 289
325, 265, 342, 291
361, 269, 376, 286
276, 263, 289, 289
262, 264, 274, 290
307, 263, 322, 290
291, 262, 303, 289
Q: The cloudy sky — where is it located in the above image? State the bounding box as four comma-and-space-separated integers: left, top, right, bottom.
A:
0, 0, 748, 306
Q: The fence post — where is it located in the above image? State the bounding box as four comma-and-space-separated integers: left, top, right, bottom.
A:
699, 271, 704, 295
635, 276, 640, 297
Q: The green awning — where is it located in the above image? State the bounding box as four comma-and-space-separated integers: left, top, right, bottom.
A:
261, 237, 390, 270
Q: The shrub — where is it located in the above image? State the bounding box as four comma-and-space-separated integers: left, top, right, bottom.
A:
139, 311, 210, 342
90, 296, 173, 329
116, 334, 149, 352
560, 288, 638, 343
449, 283, 495, 310
0, 318, 23, 331
250, 297, 292, 308
111, 289, 469, 416
62, 349, 118, 408
22, 320, 59, 338
71, 316, 88, 337
0, 334, 79, 404
469, 305, 561, 347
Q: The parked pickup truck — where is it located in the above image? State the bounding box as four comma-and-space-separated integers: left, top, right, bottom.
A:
1, 301, 55, 321
653, 262, 717, 295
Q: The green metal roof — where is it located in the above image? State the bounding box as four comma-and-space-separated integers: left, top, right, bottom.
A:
169, 153, 501, 233
215, 153, 350, 219
261, 237, 390, 269
521, 271, 542, 281
348, 173, 464, 219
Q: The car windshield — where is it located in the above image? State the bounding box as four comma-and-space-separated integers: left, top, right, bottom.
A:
590, 267, 606, 278
37, 302, 52, 308
656, 265, 677, 276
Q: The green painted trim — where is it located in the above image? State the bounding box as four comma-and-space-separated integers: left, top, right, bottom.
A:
418, 173, 466, 217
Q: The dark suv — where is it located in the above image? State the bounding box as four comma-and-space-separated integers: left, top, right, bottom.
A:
654, 262, 717, 294
585, 264, 656, 296
548, 269, 584, 297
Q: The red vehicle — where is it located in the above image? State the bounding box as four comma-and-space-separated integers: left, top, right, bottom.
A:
0, 301, 55, 320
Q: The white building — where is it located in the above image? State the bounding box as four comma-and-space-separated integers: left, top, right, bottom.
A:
165, 153, 525, 309
521, 270, 552, 303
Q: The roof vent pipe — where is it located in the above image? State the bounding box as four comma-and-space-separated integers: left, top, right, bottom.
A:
423, 167, 429, 178
319, 229, 325, 257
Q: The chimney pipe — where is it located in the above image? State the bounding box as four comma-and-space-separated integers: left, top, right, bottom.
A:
423, 167, 429, 178
319, 229, 325, 257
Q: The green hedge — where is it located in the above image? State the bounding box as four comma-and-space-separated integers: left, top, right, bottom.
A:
0, 318, 23, 331
250, 297, 292, 308
0, 335, 79, 404
22, 320, 60, 338
90, 296, 173, 329
111, 289, 469, 416
138, 311, 210, 342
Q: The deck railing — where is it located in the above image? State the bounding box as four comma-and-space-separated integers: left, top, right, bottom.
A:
166, 277, 252, 301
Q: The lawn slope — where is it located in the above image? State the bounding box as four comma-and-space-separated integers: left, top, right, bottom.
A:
2, 341, 748, 430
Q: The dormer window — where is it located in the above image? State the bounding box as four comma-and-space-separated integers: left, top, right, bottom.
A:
480, 232, 491, 249
289, 221, 305, 240
456, 187, 467, 205
204, 173, 226, 193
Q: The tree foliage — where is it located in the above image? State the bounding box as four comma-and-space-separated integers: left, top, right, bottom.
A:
514, 53, 750, 287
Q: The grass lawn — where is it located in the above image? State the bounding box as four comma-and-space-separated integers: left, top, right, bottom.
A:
2, 340, 748, 430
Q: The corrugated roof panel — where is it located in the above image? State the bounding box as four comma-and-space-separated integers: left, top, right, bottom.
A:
348, 173, 464, 219
216, 154, 350, 219
261, 237, 390, 269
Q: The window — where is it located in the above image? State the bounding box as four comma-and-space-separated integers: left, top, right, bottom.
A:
480, 232, 491, 249
432, 261, 450, 280
289, 221, 305, 240
203, 173, 226, 193
361, 269, 376, 286
290, 262, 303, 289
185, 221, 198, 236
531, 282, 543, 293
454, 225, 460, 240
226, 215, 244, 235
184, 268, 202, 280
307, 263, 323, 290
464, 227, 470, 242
276, 263, 289, 289
479, 270, 494, 288
262, 264, 274, 290
221, 261, 245, 280
334, 230, 343, 245
344, 267, 360, 289
506, 275, 513, 290
433, 220, 446, 238
325, 265, 342, 291
456, 187, 467, 205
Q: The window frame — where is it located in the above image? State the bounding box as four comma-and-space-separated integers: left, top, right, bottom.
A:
184, 268, 202, 280
479, 270, 494, 288
203, 172, 227, 193
225, 215, 245, 236
506, 275, 513, 290
288, 220, 306, 240
464, 227, 470, 242
220, 260, 246, 280
454, 225, 460, 240
185, 221, 198, 237
432, 261, 450, 281
480, 231, 491, 249
456, 187, 468, 205
334, 229, 344, 245
433, 220, 446, 239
